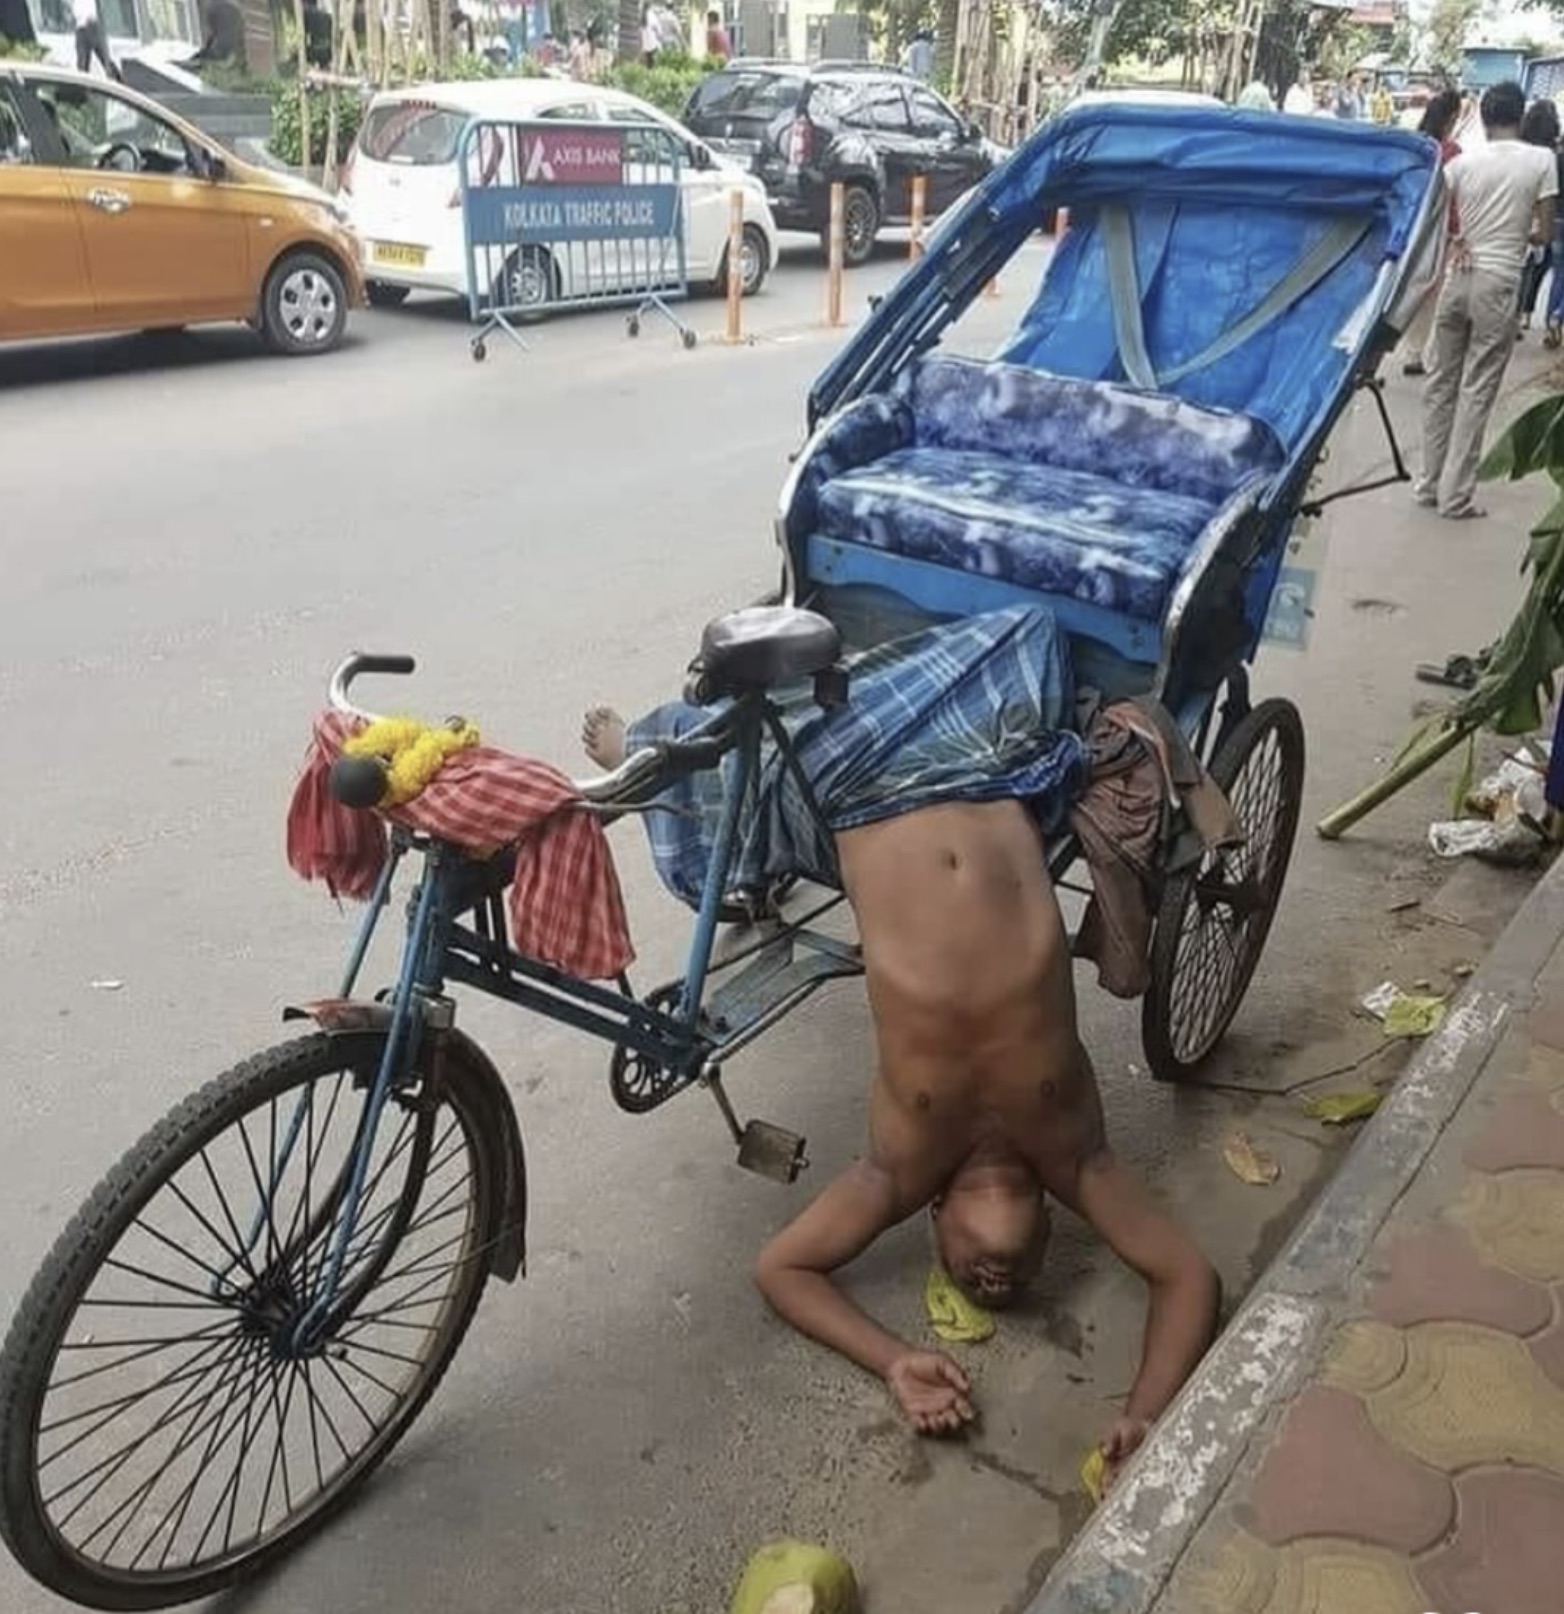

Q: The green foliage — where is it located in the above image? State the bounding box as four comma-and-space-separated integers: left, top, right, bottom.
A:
0, 36, 45, 58
605, 55, 719, 118
1426, 0, 1480, 73
269, 83, 366, 167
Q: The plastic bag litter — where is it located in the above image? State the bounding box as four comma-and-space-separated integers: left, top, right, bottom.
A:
1429, 753, 1551, 865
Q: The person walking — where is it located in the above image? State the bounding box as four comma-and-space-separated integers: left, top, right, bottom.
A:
1516, 98, 1561, 333
1415, 82, 1558, 520
1402, 88, 1465, 376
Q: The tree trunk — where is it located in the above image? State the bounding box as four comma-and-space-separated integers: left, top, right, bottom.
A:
617, 0, 640, 62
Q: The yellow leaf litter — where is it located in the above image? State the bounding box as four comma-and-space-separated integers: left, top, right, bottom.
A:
924, 1265, 995, 1344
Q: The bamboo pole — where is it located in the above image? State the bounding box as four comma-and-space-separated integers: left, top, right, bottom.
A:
293, 0, 312, 175
1316, 723, 1472, 840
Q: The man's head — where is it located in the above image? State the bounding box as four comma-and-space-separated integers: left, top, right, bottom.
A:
706, 8, 719, 24
1481, 81, 1526, 136
932, 1148, 1050, 1309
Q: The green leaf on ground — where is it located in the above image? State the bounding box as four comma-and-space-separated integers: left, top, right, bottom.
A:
1303, 1090, 1384, 1124
1382, 995, 1447, 1039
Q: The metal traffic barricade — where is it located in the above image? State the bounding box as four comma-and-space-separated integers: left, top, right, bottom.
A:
458, 116, 695, 359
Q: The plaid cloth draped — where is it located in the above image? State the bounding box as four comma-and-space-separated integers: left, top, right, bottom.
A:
626, 604, 1087, 909
287, 709, 633, 981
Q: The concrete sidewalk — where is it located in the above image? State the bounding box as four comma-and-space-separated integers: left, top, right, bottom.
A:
1024, 848, 1564, 1614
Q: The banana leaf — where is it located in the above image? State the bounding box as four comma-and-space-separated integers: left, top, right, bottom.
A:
1319, 393, 1564, 840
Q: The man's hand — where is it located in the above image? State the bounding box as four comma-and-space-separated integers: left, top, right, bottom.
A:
1099, 1415, 1151, 1492
884, 1351, 975, 1435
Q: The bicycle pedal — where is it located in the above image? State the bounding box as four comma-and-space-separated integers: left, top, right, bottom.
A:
736, 1120, 808, 1184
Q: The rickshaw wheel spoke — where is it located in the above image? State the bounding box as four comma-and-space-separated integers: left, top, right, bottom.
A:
1141, 698, 1306, 1081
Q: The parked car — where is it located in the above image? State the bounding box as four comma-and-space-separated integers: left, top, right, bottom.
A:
0, 63, 362, 355
682, 61, 1003, 267
342, 78, 780, 311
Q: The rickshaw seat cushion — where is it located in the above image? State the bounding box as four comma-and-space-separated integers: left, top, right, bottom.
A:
890, 356, 1284, 503
802, 356, 1283, 624
816, 450, 1234, 620
697, 605, 842, 693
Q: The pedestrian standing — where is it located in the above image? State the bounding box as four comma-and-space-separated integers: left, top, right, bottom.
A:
1372, 80, 1395, 125
905, 30, 934, 83
1402, 88, 1464, 376
71, 0, 122, 79
704, 8, 730, 62
1237, 79, 1275, 112
1415, 82, 1558, 520
1282, 68, 1313, 116
1517, 99, 1562, 333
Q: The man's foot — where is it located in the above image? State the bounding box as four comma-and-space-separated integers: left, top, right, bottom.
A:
1412, 487, 1438, 508
1402, 359, 1426, 377
1439, 504, 1488, 521
581, 706, 627, 769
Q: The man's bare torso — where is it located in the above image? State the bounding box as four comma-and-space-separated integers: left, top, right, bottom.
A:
836, 800, 1106, 1210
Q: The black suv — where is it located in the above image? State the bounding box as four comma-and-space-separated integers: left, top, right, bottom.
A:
683, 62, 999, 266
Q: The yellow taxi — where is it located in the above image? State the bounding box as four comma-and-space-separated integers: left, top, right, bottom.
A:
0, 62, 364, 355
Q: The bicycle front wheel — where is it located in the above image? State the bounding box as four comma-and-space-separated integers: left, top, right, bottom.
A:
0, 1031, 500, 1610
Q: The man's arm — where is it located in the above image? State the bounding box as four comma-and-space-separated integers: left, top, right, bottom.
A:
754, 1160, 974, 1433
1061, 1148, 1221, 1478
1536, 195, 1558, 249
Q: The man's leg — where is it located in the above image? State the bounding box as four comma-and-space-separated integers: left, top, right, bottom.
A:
1441, 269, 1520, 518
1415, 278, 1470, 506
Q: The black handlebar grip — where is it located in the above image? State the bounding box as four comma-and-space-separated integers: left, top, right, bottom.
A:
350, 653, 416, 677
330, 754, 390, 810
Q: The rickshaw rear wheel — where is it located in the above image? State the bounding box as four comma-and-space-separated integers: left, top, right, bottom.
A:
1141, 697, 1305, 1083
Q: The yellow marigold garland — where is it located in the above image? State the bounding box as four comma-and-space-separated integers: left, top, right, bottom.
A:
342, 716, 480, 807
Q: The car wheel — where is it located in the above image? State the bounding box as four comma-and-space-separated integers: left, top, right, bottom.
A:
366, 280, 410, 309
496, 246, 556, 318
840, 184, 879, 268
261, 251, 348, 355
716, 223, 770, 296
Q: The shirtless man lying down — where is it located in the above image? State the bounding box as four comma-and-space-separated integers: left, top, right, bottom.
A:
583, 710, 1221, 1488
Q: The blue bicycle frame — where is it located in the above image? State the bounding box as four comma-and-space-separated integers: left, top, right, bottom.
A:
276, 683, 861, 1345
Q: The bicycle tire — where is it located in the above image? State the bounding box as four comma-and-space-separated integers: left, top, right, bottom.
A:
0, 1031, 501, 1610
1141, 697, 1305, 1082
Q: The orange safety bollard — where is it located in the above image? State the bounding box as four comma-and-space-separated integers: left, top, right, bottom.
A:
725, 187, 744, 343
909, 173, 927, 261
827, 180, 845, 327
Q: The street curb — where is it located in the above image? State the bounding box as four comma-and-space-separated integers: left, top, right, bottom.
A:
1018, 849, 1564, 1614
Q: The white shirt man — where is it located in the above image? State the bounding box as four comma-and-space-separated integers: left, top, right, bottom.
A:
1416, 82, 1558, 519
1282, 74, 1313, 116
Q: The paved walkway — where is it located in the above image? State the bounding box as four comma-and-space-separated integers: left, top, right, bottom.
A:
1026, 852, 1564, 1614
1161, 979, 1564, 1614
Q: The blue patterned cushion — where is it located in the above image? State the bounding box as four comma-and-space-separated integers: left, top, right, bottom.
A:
801, 355, 1284, 625
891, 356, 1283, 504
816, 447, 1221, 620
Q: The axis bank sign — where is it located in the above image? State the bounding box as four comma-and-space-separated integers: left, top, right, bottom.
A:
518, 128, 624, 186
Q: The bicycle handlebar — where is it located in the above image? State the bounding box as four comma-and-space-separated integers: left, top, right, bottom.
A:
322, 652, 738, 812
328, 652, 416, 723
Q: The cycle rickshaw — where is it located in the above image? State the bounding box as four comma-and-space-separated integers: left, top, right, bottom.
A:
0, 104, 1442, 1609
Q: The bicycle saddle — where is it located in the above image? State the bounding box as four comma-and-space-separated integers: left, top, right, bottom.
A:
692, 605, 842, 697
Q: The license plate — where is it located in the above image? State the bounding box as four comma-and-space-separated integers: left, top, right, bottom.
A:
372, 241, 427, 268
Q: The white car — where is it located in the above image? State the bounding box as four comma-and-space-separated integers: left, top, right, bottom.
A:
341, 78, 779, 310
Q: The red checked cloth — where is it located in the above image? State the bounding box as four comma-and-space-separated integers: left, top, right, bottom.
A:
286, 709, 633, 981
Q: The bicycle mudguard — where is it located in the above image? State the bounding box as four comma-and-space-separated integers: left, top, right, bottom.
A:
281, 1000, 529, 1284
